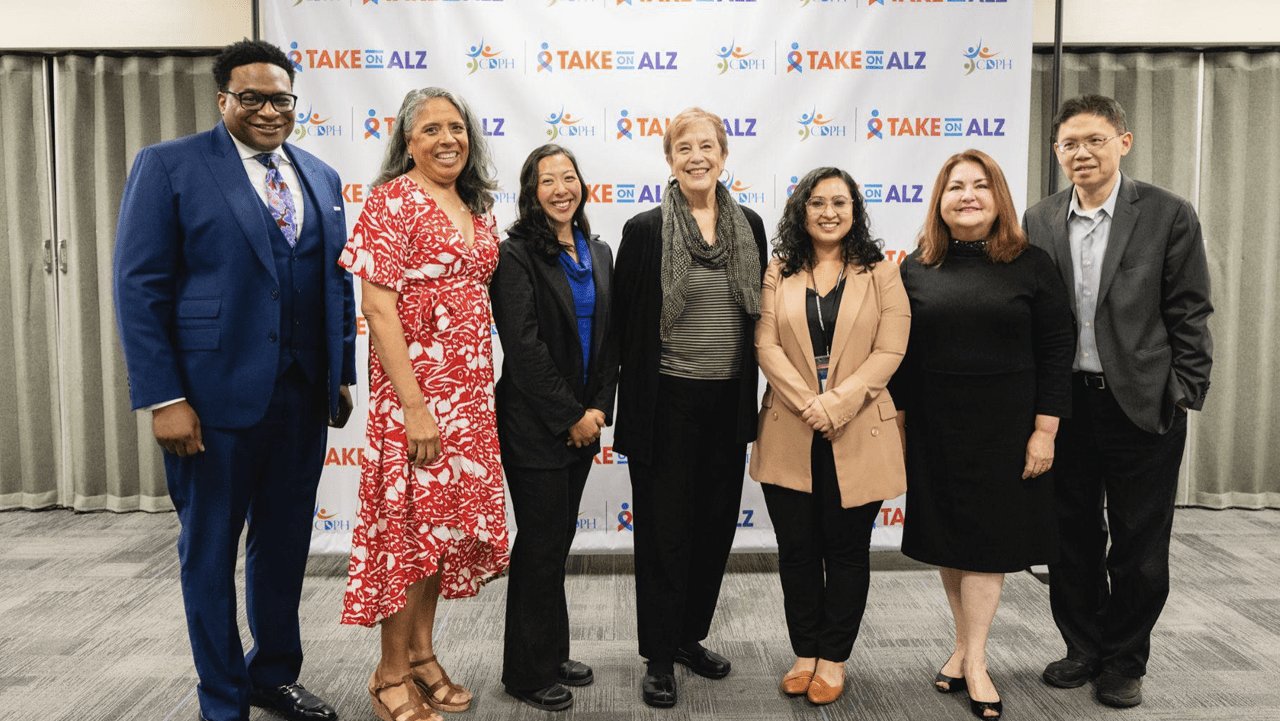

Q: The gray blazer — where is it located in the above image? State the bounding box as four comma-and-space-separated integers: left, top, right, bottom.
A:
1023, 175, 1213, 435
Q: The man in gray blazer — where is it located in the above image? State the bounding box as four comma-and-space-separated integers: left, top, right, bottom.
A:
1022, 94, 1213, 709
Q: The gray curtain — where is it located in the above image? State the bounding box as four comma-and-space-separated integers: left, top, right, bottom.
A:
1185, 52, 1280, 508
1029, 52, 1201, 208
0, 55, 63, 509
54, 54, 220, 511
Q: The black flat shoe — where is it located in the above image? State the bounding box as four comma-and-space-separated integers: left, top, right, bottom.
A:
674, 643, 731, 679
970, 697, 1003, 720
641, 672, 677, 708
506, 683, 574, 711
249, 682, 337, 721
558, 659, 594, 687
934, 671, 967, 694
1042, 657, 1101, 689
1095, 671, 1143, 708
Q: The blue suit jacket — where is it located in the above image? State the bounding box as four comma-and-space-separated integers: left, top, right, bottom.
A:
113, 122, 357, 429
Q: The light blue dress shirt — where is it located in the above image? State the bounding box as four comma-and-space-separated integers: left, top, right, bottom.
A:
1066, 173, 1123, 373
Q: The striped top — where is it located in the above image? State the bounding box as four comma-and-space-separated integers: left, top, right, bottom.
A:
659, 263, 745, 380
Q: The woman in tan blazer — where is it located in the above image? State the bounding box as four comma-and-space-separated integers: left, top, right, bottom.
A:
750, 167, 910, 705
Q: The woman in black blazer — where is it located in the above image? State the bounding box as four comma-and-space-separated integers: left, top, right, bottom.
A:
491, 144, 618, 712
613, 108, 768, 709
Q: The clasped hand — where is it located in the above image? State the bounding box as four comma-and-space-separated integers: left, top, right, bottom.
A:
800, 397, 843, 441
568, 409, 606, 448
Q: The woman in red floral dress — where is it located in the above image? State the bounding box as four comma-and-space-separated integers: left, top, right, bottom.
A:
338, 87, 509, 721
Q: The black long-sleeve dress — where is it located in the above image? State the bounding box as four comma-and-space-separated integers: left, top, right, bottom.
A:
894, 240, 1075, 572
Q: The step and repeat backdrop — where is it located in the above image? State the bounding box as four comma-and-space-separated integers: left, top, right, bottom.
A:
265, 0, 1032, 555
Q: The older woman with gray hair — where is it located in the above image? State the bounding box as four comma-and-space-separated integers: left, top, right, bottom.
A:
613, 107, 768, 709
338, 87, 506, 721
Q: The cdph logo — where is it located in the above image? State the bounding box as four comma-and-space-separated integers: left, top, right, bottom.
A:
465, 39, 516, 74
963, 40, 1010, 75
721, 171, 766, 205
313, 506, 351, 532
796, 108, 846, 141
715, 40, 766, 74
545, 107, 596, 140
291, 106, 342, 141
363, 110, 396, 140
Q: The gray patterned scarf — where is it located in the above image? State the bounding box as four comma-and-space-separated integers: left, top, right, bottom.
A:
659, 179, 761, 340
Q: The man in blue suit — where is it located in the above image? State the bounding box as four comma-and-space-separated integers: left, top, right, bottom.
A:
113, 40, 355, 721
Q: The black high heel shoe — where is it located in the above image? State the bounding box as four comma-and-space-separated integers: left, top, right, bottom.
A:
969, 697, 1003, 720
934, 670, 967, 694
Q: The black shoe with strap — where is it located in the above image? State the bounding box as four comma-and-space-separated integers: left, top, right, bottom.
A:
506, 683, 574, 711
557, 659, 594, 687
674, 643, 731, 679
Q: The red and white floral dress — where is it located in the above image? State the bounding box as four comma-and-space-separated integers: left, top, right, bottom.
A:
339, 174, 509, 627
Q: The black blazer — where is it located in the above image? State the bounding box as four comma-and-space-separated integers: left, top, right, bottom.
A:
491, 228, 619, 469
611, 205, 769, 465
1023, 175, 1213, 434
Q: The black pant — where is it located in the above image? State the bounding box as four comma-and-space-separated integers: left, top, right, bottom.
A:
762, 434, 882, 662
501, 456, 593, 690
630, 374, 745, 665
1049, 375, 1187, 678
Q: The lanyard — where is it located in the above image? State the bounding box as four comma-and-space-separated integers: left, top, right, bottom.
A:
809, 264, 845, 356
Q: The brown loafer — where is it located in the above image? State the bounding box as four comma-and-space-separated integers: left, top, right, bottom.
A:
806, 675, 844, 705
781, 669, 814, 695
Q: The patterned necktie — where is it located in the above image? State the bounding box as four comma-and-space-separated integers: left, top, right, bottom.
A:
255, 153, 298, 247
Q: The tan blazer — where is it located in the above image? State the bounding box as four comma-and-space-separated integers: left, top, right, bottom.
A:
749, 258, 910, 508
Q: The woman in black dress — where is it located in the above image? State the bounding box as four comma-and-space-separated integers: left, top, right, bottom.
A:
895, 150, 1074, 720
491, 144, 619, 711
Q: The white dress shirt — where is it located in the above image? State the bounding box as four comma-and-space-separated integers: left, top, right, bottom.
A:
1066, 173, 1123, 373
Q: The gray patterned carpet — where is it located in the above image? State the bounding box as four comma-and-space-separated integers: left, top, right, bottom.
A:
2, 508, 1278, 721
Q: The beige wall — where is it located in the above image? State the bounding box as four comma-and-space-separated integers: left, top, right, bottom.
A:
0, 0, 252, 51
1033, 0, 1280, 46
0, 0, 1274, 51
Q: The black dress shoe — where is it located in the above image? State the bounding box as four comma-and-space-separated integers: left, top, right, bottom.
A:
1095, 671, 1143, 708
1042, 657, 1101, 689
641, 672, 677, 708
249, 683, 336, 721
558, 659, 594, 686
674, 643, 731, 679
506, 683, 574, 711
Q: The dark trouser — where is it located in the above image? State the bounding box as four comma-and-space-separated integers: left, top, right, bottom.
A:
762, 433, 882, 663
1049, 374, 1187, 678
164, 365, 327, 721
630, 374, 745, 666
502, 456, 593, 690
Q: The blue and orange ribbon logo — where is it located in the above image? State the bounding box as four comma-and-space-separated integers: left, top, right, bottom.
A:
537, 42, 554, 73
867, 109, 884, 140
787, 43, 804, 73
616, 110, 633, 140
364, 109, 382, 139
617, 502, 633, 531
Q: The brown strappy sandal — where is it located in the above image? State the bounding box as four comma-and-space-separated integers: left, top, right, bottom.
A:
410, 655, 472, 712
369, 672, 441, 721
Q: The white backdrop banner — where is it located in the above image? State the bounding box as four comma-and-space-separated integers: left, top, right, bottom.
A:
264, 0, 1032, 556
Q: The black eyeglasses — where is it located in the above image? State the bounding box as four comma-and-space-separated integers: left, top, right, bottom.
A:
222, 90, 298, 113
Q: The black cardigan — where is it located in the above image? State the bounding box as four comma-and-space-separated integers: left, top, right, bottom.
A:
611, 205, 769, 465
491, 228, 619, 469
